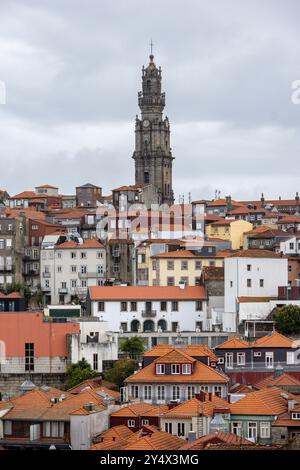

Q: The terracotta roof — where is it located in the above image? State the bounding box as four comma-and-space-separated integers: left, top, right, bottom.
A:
40, 390, 105, 421
252, 331, 295, 348
94, 425, 134, 442
0, 389, 52, 420
152, 250, 196, 259
180, 432, 253, 450
207, 199, 243, 208
126, 358, 229, 384
272, 413, 300, 427
154, 349, 196, 365
162, 394, 230, 418
215, 336, 249, 349
278, 215, 300, 223
211, 219, 234, 227
0, 292, 24, 299
56, 239, 104, 249
110, 403, 166, 418
124, 430, 183, 451
228, 207, 265, 215
143, 344, 217, 362
10, 191, 37, 199
229, 383, 254, 394
35, 184, 58, 189
89, 285, 207, 301
230, 387, 300, 416
238, 296, 277, 303
255, 373, 300, 390
228, 249, 283, 258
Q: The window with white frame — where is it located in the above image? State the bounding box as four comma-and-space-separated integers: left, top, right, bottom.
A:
156, 364, 165, 375
248, 422, 257, 439
131, 385, 139, 399
144, 385, 152, 400
182, 364, 191, 375
4, 420, 12, 436
260, 422, 270, 438
172, 386, 180, 400
177, 422, 185, 437
128, 420, 135, 428
171, 364, 180, 375
187, 386, 195, 400
292, 413, 300, 420
231, 422, 242, 436
237, 352, 246, 366
165, 422, 172, 434
157, 385, 165, 401
142, 419, 149, 426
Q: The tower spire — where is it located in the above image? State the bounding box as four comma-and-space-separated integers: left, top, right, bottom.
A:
150, 39, 154, 59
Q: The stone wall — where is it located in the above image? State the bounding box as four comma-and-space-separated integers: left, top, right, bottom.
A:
0, 373, 67, 398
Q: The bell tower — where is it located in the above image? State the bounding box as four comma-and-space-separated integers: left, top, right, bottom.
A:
132, 49, 174, 205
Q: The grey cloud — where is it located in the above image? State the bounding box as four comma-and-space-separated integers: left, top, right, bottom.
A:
0, 0, 300, 200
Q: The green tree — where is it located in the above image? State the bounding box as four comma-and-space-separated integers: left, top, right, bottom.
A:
104, 360, 136, 388
275, 304, 300, 335
65, 358, 98, 390
0, 282, 32, 301
120, 336, 145, 359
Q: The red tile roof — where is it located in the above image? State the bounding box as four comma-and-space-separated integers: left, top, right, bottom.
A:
216, 336, 249, 349
126, 357, 228, 384
143, 344, 217, 362
89, 285, 207, 301
252, 331, 295, 348
228, 249, 283, 258
255, 373, 300, 390
180, 432, 253, 450
57, 239, 104, 249
230, 387, 299, 416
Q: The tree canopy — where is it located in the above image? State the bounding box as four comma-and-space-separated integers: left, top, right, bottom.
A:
104, 359, 136, 388
65, 358, 98, 390
120, 336, 145, 358
275, 304, 300, 335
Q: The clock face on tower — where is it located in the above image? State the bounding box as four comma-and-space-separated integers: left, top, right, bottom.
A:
143, 119, 150, 128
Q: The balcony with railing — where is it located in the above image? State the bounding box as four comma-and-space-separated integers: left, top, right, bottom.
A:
58, 288, 68, 294
141, 310, 157, 318
0, 265, 13, 272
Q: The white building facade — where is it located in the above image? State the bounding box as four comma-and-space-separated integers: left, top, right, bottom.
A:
224, 250, 288, 326
40, 236, 106, 305
87, 285, 208, 334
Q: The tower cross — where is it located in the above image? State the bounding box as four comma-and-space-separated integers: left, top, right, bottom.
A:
150, 39, 154, 55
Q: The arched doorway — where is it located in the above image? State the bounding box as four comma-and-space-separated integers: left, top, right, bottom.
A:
131, 320, 140, 333
157, 319, 167, 332
143, 320, 155, 332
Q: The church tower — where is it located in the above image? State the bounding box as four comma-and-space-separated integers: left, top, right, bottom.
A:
133, 52, 174, 205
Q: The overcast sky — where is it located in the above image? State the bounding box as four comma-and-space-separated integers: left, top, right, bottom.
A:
1, 0, 300, 201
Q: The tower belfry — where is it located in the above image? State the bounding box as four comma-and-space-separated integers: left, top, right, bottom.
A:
132, 51, 174, 205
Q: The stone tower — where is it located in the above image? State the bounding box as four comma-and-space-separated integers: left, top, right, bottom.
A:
132, 53, 174, 205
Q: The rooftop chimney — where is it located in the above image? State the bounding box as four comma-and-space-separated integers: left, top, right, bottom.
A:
187, 431, 197, 443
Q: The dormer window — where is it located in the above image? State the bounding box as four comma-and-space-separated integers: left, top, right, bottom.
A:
182, 364, 192, 375
292, 412, 300, 420
156, 364, 165, 375
171, 364, 180, 375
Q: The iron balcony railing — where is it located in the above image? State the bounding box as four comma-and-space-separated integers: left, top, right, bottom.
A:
141, 310, 157, 318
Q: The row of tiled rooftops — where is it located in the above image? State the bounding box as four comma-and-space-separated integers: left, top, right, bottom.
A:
215, 331, 299, 349
91, 386, 300, 451
0, 379, 120, 423
90, 425, 275, 451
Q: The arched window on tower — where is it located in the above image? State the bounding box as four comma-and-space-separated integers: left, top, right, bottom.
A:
144, 171, 150, 184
